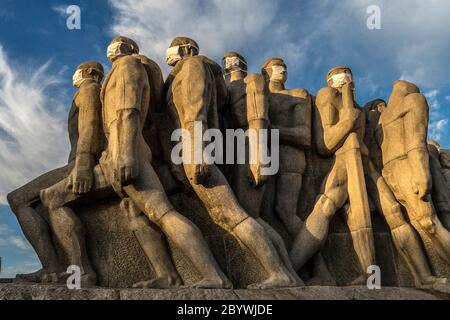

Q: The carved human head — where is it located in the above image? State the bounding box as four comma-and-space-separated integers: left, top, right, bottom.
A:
222, 51, 247, 76
261, 57, 287, 84
166, 36, 199, 66
364, 99, 386, 114
107, 36, 140, 62
72, 61, 104, 88
326, 66, 353, 90
428, 140, 441, 153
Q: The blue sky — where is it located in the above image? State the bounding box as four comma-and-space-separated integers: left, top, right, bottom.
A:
1, 0, 450, 278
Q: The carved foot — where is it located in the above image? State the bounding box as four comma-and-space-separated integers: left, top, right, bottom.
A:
187, 278, 232, 289
16, 269, 58, 283
419, 277, 450, 293
41, 272, 59, 283
80, 273, 97, 287
132, 276, 183, 289
346, 275, 367, 286
305, 276, 336, 286
51, 271, 97, 287
247, 273, 294, 290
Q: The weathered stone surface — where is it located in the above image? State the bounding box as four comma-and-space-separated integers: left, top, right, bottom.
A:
0, 283, 446, 300
35, 191, 269, 288
0, 283, 118, 300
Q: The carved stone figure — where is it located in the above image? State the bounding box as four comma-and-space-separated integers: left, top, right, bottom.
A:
261, 57, 311, 236
378, 80, 450, 266
290, 66, 376, 284
41, 37, 230, 289
39, 61, 105, 286
5, 71, 85, 282
364, 99, 450, 289
222, 51, 303, 285
439, 148, 450, 189
165, 37, 299, 289
261, 57, 334, 285
427, 140, 450, 229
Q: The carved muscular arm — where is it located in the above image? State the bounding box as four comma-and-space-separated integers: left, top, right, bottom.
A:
180, 57, 210, 184
245, 73, 269, 186
114, 57, 145, 185
404, 93, 431, 199
69, 84, 101, 194
317, 86, 359, 155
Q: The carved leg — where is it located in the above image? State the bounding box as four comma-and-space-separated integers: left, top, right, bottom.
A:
230, 217, 294, 289
258, 218, 304, 286
406, 197, 450, 265
274, 172, 304, 235
120, 198, 182, 288
123, 161, 231, 289
369, 171, 437, 287
12, 206, 61, 282
41, 179, 97, 287
290, 162, 347, 272
158, 211, 232, 289
47, 207, 96, 286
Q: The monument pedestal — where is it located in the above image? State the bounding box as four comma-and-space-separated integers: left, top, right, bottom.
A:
0, 282, 447, 300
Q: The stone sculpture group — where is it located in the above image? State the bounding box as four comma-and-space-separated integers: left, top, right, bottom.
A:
6, 36, 450, 291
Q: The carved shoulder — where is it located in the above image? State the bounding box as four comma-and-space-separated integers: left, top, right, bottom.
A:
115, 55, 146, 77
288, 88, 309, 99
316, 87, 338, 108
404, 92, 428, 113
76, 83, 101, 108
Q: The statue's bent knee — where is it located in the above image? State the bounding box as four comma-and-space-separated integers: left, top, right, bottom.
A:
143, 191, 174, 222
6, 190, 21, 212
315, 194, 337, 219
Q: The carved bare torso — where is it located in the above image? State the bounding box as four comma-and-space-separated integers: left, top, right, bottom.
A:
269, 88, 311, 174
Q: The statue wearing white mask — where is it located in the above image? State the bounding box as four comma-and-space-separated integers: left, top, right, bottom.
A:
261, 58, 312, 237
221, 51, 303, 286
289, 66, 376, 285
261, 57, 335, 286
41, 36, 230, 289
6, 62, 103, 284
165, 37, 300, 289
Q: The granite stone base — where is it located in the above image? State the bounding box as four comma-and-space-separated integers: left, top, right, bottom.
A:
0, 282, 448, 300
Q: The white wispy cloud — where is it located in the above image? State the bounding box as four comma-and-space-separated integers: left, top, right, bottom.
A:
108, 0, 286, 76
8, 236, 32, 251
0, 46, 69, 204
425, 89, 448, 141
51, 4, 69, 17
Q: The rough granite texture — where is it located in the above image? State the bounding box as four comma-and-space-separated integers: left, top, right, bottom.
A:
28, 148, 449, 289
0, 283, 448, 300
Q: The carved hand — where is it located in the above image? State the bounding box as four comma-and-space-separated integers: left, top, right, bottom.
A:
117, 156, 139, 186
67, 166, 94, 194
67, 153, 95, 194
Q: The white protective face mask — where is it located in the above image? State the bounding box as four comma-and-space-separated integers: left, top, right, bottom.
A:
166, 44, 199, 66
328, 72, 352, 89
72, 69, 86, 88
270, 65, 287, 82
223, 56, 247, 74
107, 41, 127, 61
